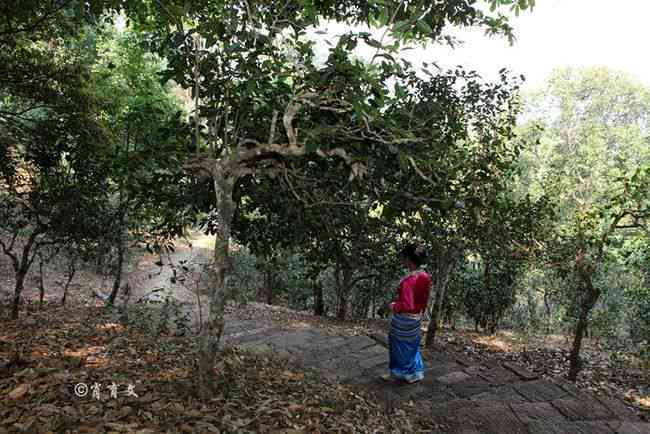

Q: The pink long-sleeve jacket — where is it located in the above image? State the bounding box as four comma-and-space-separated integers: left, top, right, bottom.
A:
391, 271, 432, 314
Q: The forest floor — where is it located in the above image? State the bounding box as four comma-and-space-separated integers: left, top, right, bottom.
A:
0, 234, 649, 432
0, 304, 432, 433
1, 301, 649, 433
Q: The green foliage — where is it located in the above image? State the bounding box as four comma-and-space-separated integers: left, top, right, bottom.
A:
0, 2, 116, 316
0, 2, 197, 315
622, 236, 650, 342
280, 253, 313, 309
0, 0, 542, 327
445, 258, 480, 321
88, 24, 193, 247
521, 68, 650, 211
464, 258, 520, 332
514, 68, 650, 380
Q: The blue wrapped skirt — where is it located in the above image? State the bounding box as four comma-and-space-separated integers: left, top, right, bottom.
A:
389, 313, 425, 381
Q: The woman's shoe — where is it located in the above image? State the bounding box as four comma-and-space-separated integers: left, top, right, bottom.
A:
405, 375, 423, 384
380, 373, 396, 382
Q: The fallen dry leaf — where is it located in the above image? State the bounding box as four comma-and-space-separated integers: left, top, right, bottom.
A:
282, 371, 304, 381
8, 383, 30, 399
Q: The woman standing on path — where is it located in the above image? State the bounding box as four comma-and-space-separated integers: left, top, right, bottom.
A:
382, 244, 432, 383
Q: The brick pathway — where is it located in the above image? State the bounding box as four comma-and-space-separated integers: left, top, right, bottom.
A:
221, 318, 650, 434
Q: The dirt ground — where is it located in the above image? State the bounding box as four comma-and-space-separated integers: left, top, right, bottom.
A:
0, 233, 212, 312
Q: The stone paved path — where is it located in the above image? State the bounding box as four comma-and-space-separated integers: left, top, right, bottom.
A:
221, 317, 650, 434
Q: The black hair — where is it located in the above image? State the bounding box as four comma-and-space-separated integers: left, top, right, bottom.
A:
400, 243, 427, 266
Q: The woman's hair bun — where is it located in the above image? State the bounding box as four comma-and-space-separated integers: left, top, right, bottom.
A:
401, 243, 427, 266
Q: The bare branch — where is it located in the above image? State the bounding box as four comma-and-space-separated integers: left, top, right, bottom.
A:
614, 224, 644, 229
236, 141, 306, 163
284, 92, 316, 145
282, 165, 305, 204
0, 234, 19, 271
407, 156, 435, 183
8, 232, 18, 252
268, 110, 278, 145
346, 127, 428, 146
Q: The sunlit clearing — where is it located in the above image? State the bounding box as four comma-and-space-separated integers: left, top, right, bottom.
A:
473, 335, 513, 352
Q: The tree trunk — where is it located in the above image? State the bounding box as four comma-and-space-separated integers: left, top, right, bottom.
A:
260, 269, 274, 304
107, 236, 125, 306
361, 294, 371, 319
108, 190, 129, 307
543, 290, 552, 333
61, 263, 76, 306
265, 270, 273, 305
8, 231, 40, 320
336, 267, 353, 320
197, 233, 229, 397
568, 294, 599, 381
567, 255, 600, 382
196, 176, 234, 398
313, 281, 324, 316
38, 257, 45, 308
336, 292, 347, 319
484, 261, 496, 334
334, 261, 342, 318
425, 243, 461, 348
424, 244, 442, 319
12, 269, 27, 320
568, 305, 589, 381
489, 313, 497, 335
426, 289, 443, 347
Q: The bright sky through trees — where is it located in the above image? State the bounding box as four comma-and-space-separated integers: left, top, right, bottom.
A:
415, 0, 650, 89
311, 0, 650, 91
117, 0, 648, 91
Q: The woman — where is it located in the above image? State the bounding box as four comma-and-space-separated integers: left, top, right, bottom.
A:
382, 243, 432, 383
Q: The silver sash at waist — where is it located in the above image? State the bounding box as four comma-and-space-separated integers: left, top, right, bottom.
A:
392, 312, 422, 320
